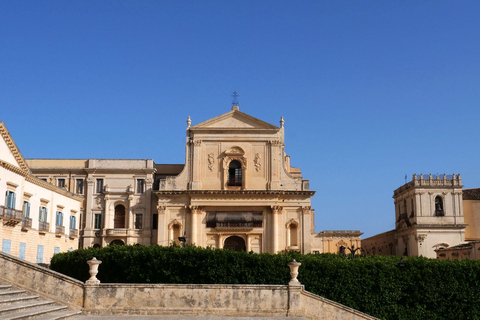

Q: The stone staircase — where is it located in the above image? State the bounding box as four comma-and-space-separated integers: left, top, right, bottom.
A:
0, 283, 81, 319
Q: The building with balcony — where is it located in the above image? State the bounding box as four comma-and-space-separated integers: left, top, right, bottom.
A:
0, 122, 82, 264
23, 106, 361, 254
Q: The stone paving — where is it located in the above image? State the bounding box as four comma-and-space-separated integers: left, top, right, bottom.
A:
71, 316, 307, 320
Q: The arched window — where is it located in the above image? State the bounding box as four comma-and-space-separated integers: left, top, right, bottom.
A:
228, 160, 242, 186
114, 205, 126, 228
435, 196, 444, 216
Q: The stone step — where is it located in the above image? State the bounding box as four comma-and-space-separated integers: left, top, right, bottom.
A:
34, 309, 82, 320
0, 284, 13, 290
2, 304, 69, 320
0, 289, 27, 296
0, 295, 39, 305
0, 300, 54, 315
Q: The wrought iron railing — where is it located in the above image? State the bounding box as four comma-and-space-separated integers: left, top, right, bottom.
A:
39, 221, 50, 232
69, 228, 78, 238
0, 206, 22, 221
22, 217, 32, 228
55, 225, 65, 235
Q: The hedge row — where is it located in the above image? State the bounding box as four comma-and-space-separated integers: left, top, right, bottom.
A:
50, 245, 480, 320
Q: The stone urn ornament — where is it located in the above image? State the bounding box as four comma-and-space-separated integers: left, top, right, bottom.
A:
287, 259, 301, 286
86, 257, 102, 284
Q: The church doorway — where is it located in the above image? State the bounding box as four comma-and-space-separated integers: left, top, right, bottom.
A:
110, 239, 124, 246
224, 236, 246, 252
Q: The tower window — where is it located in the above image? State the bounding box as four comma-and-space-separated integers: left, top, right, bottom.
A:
435, 196, 444, 216
228, 160, 242, 186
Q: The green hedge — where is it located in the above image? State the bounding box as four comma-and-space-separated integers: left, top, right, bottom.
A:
50, 245, 480, 320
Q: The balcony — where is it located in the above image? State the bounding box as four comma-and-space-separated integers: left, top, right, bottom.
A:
21, 217, 32, 229
0, 206, 22, 226
69, 228, 78, 238
55, 225, 65, 235
106, 228, 128, 236
39, 221, 50, 233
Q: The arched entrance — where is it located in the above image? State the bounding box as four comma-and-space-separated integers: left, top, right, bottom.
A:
110, 239, 125, 246
114, 205, 126, 228
224, 236, 246, 252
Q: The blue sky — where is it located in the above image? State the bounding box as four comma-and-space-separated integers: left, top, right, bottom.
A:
1, 1, 479, 238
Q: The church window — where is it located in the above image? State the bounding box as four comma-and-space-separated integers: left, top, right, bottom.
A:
136, 179, 145, 194
152, 214, 158, 229
94, 214, 102, 229
96, 179, 104, 193
134, 214, 143, 229
435, 196, 444, 216
228, 160, 242, 186
76, 179, 84, 194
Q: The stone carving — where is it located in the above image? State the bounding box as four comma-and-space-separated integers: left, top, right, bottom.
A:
96, 197, 102, 208
415, 234, 427, 245
208, 153, 215, 171
254, 153, 261, 172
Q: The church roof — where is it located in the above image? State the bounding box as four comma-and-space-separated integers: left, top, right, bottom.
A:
190, 107, 279, 131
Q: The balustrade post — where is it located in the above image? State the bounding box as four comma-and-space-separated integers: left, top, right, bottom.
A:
86, 257, 102, 284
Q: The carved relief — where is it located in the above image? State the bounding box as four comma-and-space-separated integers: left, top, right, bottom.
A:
95, 197, 102, 208
271, 206, 283, 214
415, 234, 427, 245
156, 205, 166, 214
336, 240, 348, 248
254, 153, 261, 172
208, 153, 215, 171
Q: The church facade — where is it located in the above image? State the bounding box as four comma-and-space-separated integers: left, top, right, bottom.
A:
14, 106, 362, 257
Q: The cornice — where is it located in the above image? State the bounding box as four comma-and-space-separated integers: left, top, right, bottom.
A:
154, 190, 316, 196
0, 123, 31, 173
0, 160, 83, 202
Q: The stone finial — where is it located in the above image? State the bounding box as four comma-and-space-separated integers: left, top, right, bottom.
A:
86, 257, 102, 284
413, 173, 417, 180
280, 116, 285, 128
187, 116, 191, 128
287, 259, 301, 286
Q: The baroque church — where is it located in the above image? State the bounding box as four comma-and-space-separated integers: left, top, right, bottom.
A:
1, 104, 362, 263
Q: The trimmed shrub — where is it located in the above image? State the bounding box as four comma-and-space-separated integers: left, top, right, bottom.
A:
50, 245, 480, 320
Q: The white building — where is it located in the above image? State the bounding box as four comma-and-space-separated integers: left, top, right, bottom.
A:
0, 122, 82, 264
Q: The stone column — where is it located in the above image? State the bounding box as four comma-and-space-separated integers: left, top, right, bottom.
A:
85, 178, 95, 230
127, 195, 134, 230
271, 206, 281, 253
190, 206, 199, 245
302, 206, 312, 253
191, 140, 202, 189
157, 204, 166, 245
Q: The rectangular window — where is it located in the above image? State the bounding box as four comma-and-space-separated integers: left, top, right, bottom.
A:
152, 213, 158, 230
54, 247, 60, 255
39, 206, 48, 222
22, 201, 30, 218
136, 179, 145, 194
37, 245, 44, 264
55, 211, 63, 226
5, 191, 16, 209
57, 178, 65, 188
2, 239, 11, 254
76, 179, 84, 195
70, 216, 76, 229
94, 214, 102, 229
96, 179, 104, 193
134, 214, 143, 229
19, 243, 26, 260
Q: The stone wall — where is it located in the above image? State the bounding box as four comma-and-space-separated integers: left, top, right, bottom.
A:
0, 251, 84, 309
0, 251, 377, 319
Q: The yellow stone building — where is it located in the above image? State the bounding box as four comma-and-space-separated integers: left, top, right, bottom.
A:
17, 106, 361, 255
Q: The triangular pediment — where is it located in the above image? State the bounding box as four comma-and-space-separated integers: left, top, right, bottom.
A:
191, 109, 279, 130
0, 122, 30, 173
